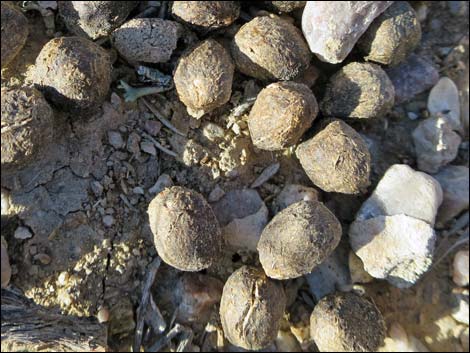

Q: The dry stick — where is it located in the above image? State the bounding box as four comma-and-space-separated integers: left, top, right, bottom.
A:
145, 295, 166, 335
147, 323, 189, 352
1, 287, 107, 352
133, 257, 162, 352
141, 97, 186, 137
141, 132, 178, 158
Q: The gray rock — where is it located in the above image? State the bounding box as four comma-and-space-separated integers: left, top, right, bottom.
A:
412, 116, 462, 174
140, 141, 157, 156
386, 54, 439, 104
427, 77, 462, 132
349, 214, 436, 288
453, 250, 469, 287
274, 184, 319, 213
102, 215, 114, 227
112, 18, 182, 63
108, 131, 124, 149
356, 164, 443, 226
14, 226, 33, 240
208, 185, 225, 203
306, 247, 350, 301
211, 189, 268, 252
302, 1, 393, 63
434, 165, 469, 224
148, 174, 173, 195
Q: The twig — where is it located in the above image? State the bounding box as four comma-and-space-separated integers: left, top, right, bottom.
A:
251, 162, 280, 188
433, 229, 469, 269
133, 257, 162, 352
145, 295, 166, 335
118, 80, 171, 103
147, 324, 189, 352
141, 97, 186, 137
141, 132, 178, 158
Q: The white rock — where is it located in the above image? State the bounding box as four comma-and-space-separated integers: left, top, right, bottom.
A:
349, 214, 436, 288
427, 77, 462, 131
274, 184, 319, 213
451, 294, 469, 325
148, 174, 173, 194
211, 189, 268, 252
14, 226, 33, 240
302, 1, 393, 63
356, 164, 443, 226
412, 116, 462, 174
453, 250, 469, 287
433, 165, 469, 224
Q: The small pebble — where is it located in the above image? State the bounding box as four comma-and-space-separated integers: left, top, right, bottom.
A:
453, 250, 469, 287
407, 112, 419, 120
434, 165, 469, 224
108, 131, 124, 149
412, 116, 461, 173
451, 294, 469, 325
140, 141, 157, 156
208, 185, 225, 203
427, 77, 462, 132
103, 215, 114, 227
34, 253, 52, 265
132, 186, 144, 195
274, 184, 319, 213
148, 174, 173, 194
97, 306, 110, 323
90, 180, 104, 197
144, 120, 162, 136
14, 226, 33, 240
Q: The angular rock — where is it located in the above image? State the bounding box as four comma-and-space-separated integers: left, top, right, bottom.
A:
274, 184, 319, 213
349, 214, 436, 288
356, 164, 443, 226
107, 131, 124, 149
112, 19, 182, 63
427, 77, 462, 132
148, 174, 173, 194
386, 54, 439, 104
211, 189, 268, 252
433, 165, 469, 224
412, 116, 462, 174
349, 251, 374, 284
14, 226, 33, 240
302, 1, 393, 63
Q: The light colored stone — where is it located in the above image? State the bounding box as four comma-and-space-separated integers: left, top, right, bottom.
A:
451, 294, 469, 325
107, 130, 124, 149
14, 226, 33, 240
275, 330, 302, 352
356, 164, 443, 226
148, 174, 173, 194
274, 184, 319, 213
412, 116, 462, 174
211, 189, 268, 252
302, 1, 393, 63
428, 77, 462, 131
453, 250, 469, 287
349, 214, 436, 288
102, 215, 114, 227
434, 165, 469, 224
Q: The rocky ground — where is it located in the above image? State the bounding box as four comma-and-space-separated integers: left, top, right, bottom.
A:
1, 1, 469, 352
